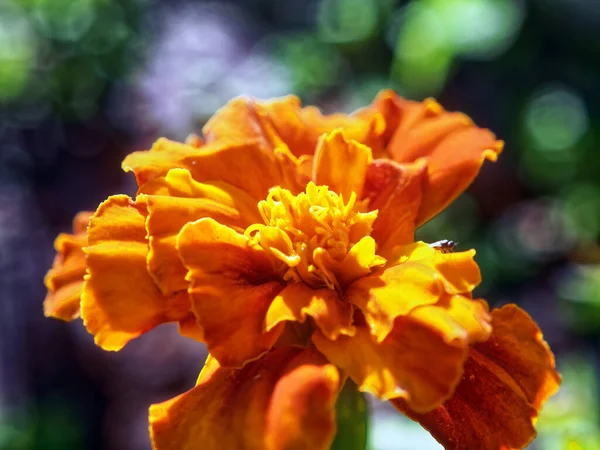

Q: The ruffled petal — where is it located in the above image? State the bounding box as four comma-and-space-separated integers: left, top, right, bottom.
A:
203, 96, 290, 153
392, 304, 560, 450
177, 218, 285, 366
335, 236, 387, 287
121, 138, 205, 187
388, 242, 482, 293
409, 295, 491, 344
313, 319, 468, 412
139, 168, 262, 223
149, 347, 341, 450
362, 159, 426, 252
291, 103, 386, 157
369, 90, 503, 224
473, 305, 560, 410
82, 195, 190, 351
265, 282, 355, 341
347, 242, 481, 342
137, 168, 261, 295
312, 129, 372, 200
43, 211, 92, 320
205, 94, 389, 157
122, 138, 301, 200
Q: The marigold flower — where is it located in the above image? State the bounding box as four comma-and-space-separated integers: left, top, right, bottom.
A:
44, 91, 559, 450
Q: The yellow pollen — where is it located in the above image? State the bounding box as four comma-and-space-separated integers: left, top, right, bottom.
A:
245, 182, 381, 290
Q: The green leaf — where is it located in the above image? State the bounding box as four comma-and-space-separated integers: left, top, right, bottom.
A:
331, 379, 369, 450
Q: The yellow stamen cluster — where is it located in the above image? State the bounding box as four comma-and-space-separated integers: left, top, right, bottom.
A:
246, 182, 380, 290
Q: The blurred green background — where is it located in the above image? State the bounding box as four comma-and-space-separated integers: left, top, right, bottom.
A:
1, 0, 599, 449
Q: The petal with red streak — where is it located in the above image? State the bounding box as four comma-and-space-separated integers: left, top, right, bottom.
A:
177, 218, 285, 366
392, 304, 560, 450
313, 319, 468, 412
150, 347, 341, 450
81, 195, 189, 351
362, 159, 426, 252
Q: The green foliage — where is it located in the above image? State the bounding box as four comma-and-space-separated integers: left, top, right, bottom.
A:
536, 356, 600, 450
331, 379, 369, 450
1, 0, 145, 119
317, 0, 379, 44
559, 264, 600, 333
0, 402, 84, 450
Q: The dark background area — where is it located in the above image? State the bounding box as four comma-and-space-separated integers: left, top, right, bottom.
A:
1, 0, 599, 448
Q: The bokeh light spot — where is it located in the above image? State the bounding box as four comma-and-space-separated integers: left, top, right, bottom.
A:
520, 84, 590, 187
561, 183, 600, 243
536, 356, 600, 448
389, 0, 524, 95
317, 0, 379, 44
32, 0, 96, 42
390, 2, 453, 96
0, 3, 35, 102
267, 34, 344, 95
441, 0, 524, 59
525, 85, 589, 153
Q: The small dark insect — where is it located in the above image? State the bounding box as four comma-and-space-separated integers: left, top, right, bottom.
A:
430, 239, 457, 254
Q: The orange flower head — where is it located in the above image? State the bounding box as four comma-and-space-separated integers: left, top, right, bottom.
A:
43, 91, 559, 450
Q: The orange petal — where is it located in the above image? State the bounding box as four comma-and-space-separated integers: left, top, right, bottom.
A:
177, 217, 281, 284
369, 90, 502, 224
184, 133, 204, 148
312, 129, 372, 200
409, 295, 491, 345
346, 243, 481, 342
177, 312, 204, 342
137, 168, 261, 295
121, 138, 204, 187
473, 305, 560, 411
416, 129, 503, 225
122, 138, 301, 200
203, 95, 386, 183
313, 319, 467, 412
335, 236, 387, 287
150, 347, 341, 450
346, 264, 443, 342
295, 104, 386, 156
364, 89, 407, 146
43, 211, 92, 320
82, 195, 190, 351
139, 168, 262, 223
177, 218, 285, 366
387, 242, 482, 294
362, 159, 426, 252
72, 210, 92, 233
393, 305, 560, 450
265, 283, 355, 341
244, 95, 385, 158
203, 96, 290, 154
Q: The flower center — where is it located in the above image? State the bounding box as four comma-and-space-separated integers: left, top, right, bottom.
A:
245, 182, 385, 290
